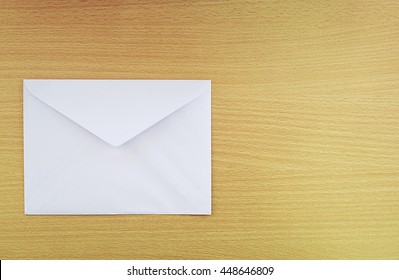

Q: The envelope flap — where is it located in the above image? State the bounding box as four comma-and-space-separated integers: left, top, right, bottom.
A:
24, 80, 210, 146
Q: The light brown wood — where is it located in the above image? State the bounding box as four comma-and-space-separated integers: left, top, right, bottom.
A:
1, 0, 399, 259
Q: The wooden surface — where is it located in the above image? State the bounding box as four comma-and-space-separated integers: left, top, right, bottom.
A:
1, 0, 399, 260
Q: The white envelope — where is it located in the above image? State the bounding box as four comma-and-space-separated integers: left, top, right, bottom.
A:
23, 80, 211, 215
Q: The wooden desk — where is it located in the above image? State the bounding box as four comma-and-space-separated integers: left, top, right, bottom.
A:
1, 0, 398, 259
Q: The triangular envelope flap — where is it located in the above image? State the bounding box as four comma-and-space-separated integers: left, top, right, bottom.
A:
25, 80, 210, 146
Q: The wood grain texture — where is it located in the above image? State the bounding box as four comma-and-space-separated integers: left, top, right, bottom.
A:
1, 0, 399, 259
